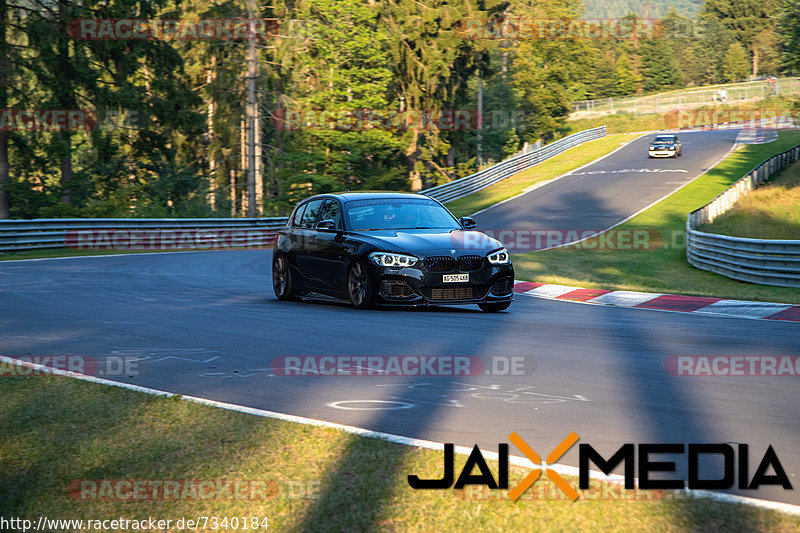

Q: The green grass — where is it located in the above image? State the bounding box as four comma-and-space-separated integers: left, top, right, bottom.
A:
445, 134, 640, 218
565, 112, 669, 135
701, 161, 800, 239
2, 373, 798, 532
512, 131, 800, 304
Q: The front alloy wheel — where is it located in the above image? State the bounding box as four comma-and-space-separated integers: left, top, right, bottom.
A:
347, 260, 374, 309
272, 254, 294, 301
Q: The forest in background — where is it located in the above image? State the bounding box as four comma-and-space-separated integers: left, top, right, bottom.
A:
1, 0, 799, 219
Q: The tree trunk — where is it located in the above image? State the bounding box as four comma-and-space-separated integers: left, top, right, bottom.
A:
0, 131, 9, 218
752, 46, 758, 78
246, 0, 258, 217
206, 61, 216, 211
0, 0, 9, 217
57, 0, 74, 206
59, 132, 72, 205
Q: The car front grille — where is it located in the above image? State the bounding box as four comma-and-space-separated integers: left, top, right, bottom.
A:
424, 256, 456, 271
457, 255, 485, 271
424, 255, 485, 272
491, 277, 514, 296
420, 285, 488, 301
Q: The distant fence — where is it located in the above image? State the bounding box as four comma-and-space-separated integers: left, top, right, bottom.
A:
422, 126, 606, 203
0, 127, 606, 253
686, 145, 800, 288
572, 77, 800, 119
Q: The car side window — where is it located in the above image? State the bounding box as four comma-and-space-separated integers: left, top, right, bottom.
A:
318, 199, 343, 229
291, 203, 307, 227
299, 199, 324, 228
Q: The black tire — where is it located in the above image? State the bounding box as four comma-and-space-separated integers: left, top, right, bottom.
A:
347, 260, 375, 309
272, 253, 295, 301
479, 301, 512, 313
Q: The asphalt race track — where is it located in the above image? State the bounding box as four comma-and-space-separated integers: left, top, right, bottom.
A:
474, 129, 740, 238
3, 130, 799, 506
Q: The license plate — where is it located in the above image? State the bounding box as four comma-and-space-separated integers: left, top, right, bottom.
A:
443, 274, 469, 283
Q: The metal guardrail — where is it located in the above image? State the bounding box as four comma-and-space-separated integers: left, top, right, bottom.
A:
0, 127, 605, 252
686, 145, 800, 288
0, 218, 287, 252
421, 126, 606, 203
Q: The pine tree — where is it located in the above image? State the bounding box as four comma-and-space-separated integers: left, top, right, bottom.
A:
722, 42, 750, 81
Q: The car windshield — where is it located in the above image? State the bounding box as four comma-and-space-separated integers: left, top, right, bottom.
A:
653, 136, 676, 144
345, 198, 461, 231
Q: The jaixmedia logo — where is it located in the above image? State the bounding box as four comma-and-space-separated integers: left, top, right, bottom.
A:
408, 433, 792, 501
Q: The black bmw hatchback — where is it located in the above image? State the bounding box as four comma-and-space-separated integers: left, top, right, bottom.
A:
272, 192, 514, 311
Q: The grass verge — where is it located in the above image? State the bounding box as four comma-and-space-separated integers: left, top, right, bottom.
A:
701, 160, 800, 239
445, 134, 640, 218
2, 373, 798, 532
565, 112, 668, 135
512, 131, 800, 304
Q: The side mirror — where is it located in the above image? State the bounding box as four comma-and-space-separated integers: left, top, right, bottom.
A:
460, 217, 477, 229
316, 219, 337, 231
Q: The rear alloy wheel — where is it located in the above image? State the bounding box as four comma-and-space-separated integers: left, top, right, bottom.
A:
478, 301, 511, 313
347, 260, 374, 309
272, 254, 295, 301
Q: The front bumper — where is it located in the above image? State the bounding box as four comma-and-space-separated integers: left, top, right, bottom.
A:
649, 149, 677, 158
368, 261, 515, 306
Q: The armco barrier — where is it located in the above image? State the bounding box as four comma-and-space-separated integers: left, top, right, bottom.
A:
0, 218, 287, 252
686, 145, 800, 288
0, 127, 606, 252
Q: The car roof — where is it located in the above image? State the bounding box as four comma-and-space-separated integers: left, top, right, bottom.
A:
305, 191, 434, 203
655, 134, 677, 138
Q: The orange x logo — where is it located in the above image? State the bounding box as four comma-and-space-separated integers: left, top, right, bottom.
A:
508, 432, 580, 501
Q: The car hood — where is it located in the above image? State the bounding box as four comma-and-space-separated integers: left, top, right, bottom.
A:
350, 229, 504, 255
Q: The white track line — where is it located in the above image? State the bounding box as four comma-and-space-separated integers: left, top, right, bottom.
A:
3, 355, 799, 516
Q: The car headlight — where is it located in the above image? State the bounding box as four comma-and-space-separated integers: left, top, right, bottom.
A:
487, 248, 510, 264
369, 252, 418, 267
668, 145, 675, 150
